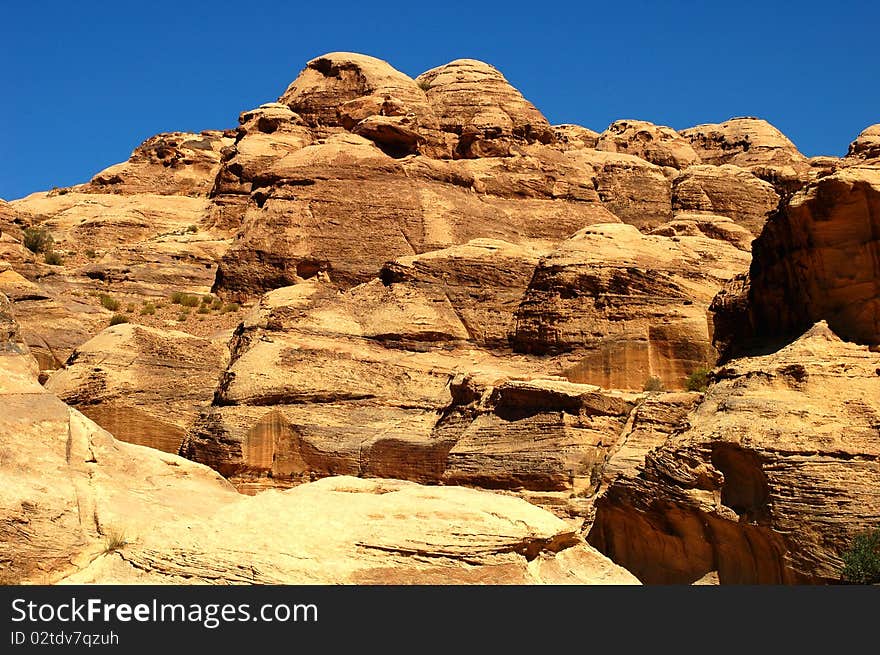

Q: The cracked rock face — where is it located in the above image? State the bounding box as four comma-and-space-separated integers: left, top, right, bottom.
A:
511, 223, 750, 390
0, 325, 636, 584
45, 323, 229, 454
713, 166, 880, 359
4, 50, 878, 586
588, 322, 880, 584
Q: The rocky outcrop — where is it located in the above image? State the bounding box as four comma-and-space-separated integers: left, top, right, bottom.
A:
511, 223, 750, 390
649, 214, 753, 251
87, 131, 234, 196
46, 324, 228, 453
0, 332, 636, 584
280, 53, 432, 129
713, 166, 880, 358
0, 292, 28, 355
211, 136, 619, 299
415, 59, 554, 157
845, 124, 880, 163
553, 124, 599, 150
564, 149, 674, 230
439, 377, 635, 493
680, 116, 806, 171
600, 391, 702, 482
680, 117, 812, 199
671, 164, 780, 234
596, 119, 700, 169
379, 239, 545, 347
589, 322, 880, 584
183, 268, 649, 499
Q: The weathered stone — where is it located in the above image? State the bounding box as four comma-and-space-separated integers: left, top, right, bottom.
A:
596, 119, 700, 168
672, 164, 780, 234
845, 124, 880, 163
511, 223, 750, 389
589, 322, 880, 584
713, 166, 880, 359
87, 131, 233, 196
552, 124, 599, 150
46, 324, 228, 453
415, 59, 554, 157
649, 214, 753, 251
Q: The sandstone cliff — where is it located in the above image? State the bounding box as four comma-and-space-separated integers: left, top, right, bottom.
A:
589, 322, 880, 584
3, 50, 877, 586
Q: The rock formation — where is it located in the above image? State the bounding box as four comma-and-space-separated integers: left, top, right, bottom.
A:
589, 322, 880, 584
46, 323, 228, 453
596, 119, 700, 169
415, 58, 554, 157
671, 164, 779, 234
713, 166, 880, 358
845, 124, 880, 163
0, 313, 636, 584
3, 50, 877, 586
511, 223, 750, 389
181, 272, 641, 499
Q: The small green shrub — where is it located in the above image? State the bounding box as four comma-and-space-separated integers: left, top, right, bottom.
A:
43, 250, 63, 266
197, 305, 210, 315
685, 367, 711, 392
99, 294, 120, 311
23, 226, 54, 253
201, 294, 214, 305
84, 248, 97, 258
109, 314, 129, 326
210, 299, 223, 311
177, 311, 190, 322
126, 303, 137, 312
170, 291, 200, 307
416, 78, 432, 91
643, 376, 664, 392
140, 303, 156, 316
186, 224, 198, 233
841, 528, 880, 584
222, 302, 240, 313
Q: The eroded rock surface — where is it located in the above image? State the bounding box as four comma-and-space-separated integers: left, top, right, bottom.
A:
46, 324, 228, 453
596, 119, 700, 168
511, 224, 750, 390
672, 164, 780, 234
589, 323, 880, 584
713, 166, 880, 358
0, 315, 636, 584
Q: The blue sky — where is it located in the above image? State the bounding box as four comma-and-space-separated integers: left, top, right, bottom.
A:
2, 0, 877, 200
